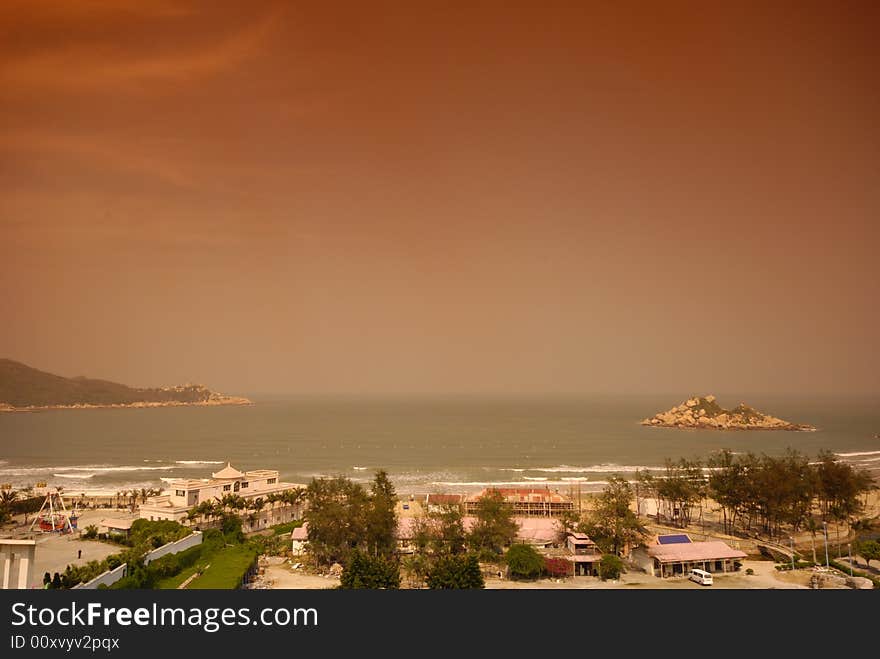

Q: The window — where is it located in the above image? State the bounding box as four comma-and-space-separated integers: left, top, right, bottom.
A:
267, 478, 276, 485
175, 490, 186, 497
241, 482, 248, 488
223, 484, 231, 491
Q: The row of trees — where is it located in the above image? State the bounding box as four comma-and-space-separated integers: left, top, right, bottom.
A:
307, 472, 650, 587
185, 488, 305, 528
634, 450, 874, 540
305, 473, 523, 588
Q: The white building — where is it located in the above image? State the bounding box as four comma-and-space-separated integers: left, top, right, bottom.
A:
140, 463, 305, 531
1, 539, 36, 589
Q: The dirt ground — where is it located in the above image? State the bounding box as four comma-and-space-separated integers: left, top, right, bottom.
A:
263, 563, 341, 589
2, 509, 135, 588
485, 560, 807, 589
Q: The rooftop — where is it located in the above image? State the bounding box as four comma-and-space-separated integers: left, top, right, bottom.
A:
100, 518, 134, 530
426, 494, 463, 505
466, 488, 572, 504
647, 541, 747, 563
212, 463, 245, 479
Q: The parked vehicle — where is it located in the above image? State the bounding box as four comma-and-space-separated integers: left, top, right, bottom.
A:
689, 568, 713, 585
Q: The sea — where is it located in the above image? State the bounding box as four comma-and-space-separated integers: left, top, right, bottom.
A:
1, 395, 878, 496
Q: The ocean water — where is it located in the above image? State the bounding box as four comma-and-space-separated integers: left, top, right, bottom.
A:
1, 395, 878, 495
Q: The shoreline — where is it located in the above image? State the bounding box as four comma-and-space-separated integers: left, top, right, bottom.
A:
0, 398, 253, 413
640, 423, 818, 432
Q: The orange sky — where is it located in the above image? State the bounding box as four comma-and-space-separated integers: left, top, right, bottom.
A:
1, 1, 878, 395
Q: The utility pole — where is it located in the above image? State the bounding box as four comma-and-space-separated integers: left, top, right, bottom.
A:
823, 521, 829, 569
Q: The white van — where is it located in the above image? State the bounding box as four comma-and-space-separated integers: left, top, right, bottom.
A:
689, 568, 713, 585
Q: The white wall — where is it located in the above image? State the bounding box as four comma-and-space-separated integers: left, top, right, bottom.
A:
144, 531, 203, 565
74, 563, 127, 589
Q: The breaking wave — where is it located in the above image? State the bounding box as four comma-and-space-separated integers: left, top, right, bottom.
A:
500, 463, 656, 474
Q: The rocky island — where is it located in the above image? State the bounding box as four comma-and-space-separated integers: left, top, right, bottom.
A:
641, 395, 816, 431
0, 358, 252, 412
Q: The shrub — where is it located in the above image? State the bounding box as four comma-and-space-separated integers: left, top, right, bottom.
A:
599, 554, 624, 581
476, 548, 501, 564
505, 544, 544, 580
339, 550, 400, 589
426, 554, 485, 589
745, 568, 754, 575
82, 525, 98, 540
545, 557, 572, 578
271, 520, 303, 536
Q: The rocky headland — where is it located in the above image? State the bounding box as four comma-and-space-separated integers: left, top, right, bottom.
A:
0, 359, 252, 412
641, 395, 816, 431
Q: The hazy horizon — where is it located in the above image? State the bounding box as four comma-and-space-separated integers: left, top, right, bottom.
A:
2, 2, 879, 396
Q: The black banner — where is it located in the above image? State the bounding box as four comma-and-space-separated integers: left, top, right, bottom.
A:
0, 588, 872, 656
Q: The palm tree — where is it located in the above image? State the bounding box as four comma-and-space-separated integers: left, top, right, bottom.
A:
0, 489, 18, 507
139, 488, 149, 504
1, 489, 18, 522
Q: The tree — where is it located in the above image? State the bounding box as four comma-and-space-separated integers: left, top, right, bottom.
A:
856, 540, 880, 568
555, 510, 582, 545
0, 488, 19, 523
814, 451, 871, 554
816, 451, 871, 523
411, 504, 468, 557
51, 572, 62, 589
505, 543, 544, 580
401, 553, 432, 588
585, 477, 647, 555
426, 554, 485, 589
598, 554, 624, 581
467, 490, 518, 554
220, 512, 244, 542
339, 550, 400, 589
656, 458, 705, 528
707, 449, 747, 535
0, 488, 18, 509
304, 477, 370, 566
804, 517, 819, 565
366, 470, 398, 558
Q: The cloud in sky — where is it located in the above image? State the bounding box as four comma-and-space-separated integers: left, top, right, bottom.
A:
0, 5, 282, 93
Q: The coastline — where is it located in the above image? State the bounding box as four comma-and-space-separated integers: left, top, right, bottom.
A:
640, 423, 817, 432
0, 397, 253, 413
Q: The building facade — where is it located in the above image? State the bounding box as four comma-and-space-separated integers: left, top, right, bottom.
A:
140, 463, 305, 532
464, 488, 575, 517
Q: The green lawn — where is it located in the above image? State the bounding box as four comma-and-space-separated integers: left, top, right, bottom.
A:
185, 545, 258, 590
156, 544, 258, 590
156, 563, 204, 590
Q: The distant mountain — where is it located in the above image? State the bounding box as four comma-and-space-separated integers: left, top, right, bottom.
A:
641, 395, 816, 431
0, 359, 251, 411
